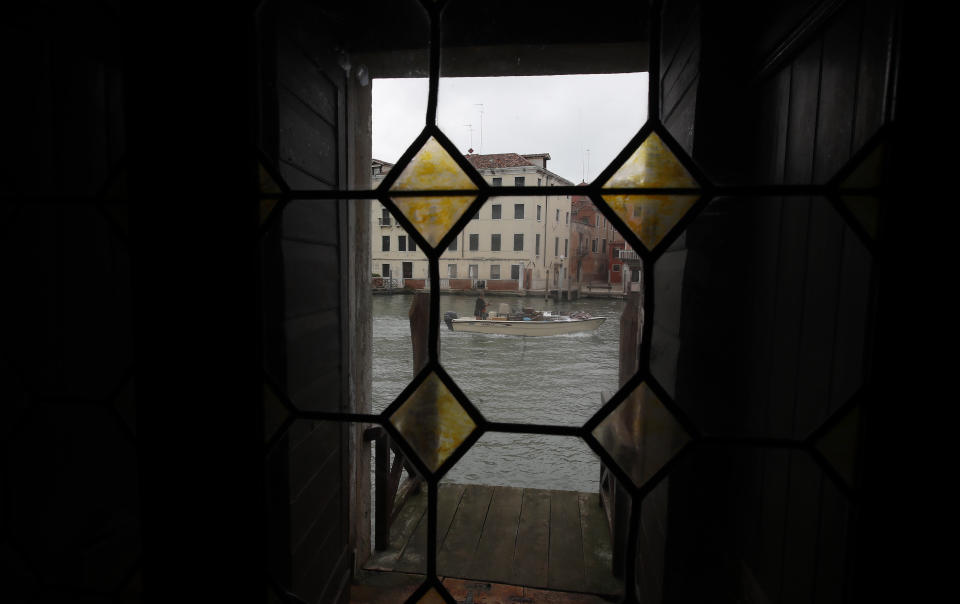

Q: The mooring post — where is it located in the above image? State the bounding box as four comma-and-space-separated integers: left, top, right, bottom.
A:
407, 292, 440, 471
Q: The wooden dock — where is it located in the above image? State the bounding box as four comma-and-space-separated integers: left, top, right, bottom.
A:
363, 483, 622, 597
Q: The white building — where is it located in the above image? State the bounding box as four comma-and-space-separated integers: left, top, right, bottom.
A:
370, 154, 574, 293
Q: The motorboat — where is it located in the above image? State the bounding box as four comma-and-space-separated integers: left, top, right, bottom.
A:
444, 303, 605, 336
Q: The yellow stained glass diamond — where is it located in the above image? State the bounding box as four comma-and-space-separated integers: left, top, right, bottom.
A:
259, 162, 282, 193
259, 163, 282, 225
389, 372, 477, 473
417, 587, 447, 604
389, 136, 478, 248
602, 132, 699, 250
815, 406, 860, 488
839, 144, 885, 240
592, 382, 690, 488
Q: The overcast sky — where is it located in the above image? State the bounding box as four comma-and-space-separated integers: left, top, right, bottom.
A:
372, 73, 648, 185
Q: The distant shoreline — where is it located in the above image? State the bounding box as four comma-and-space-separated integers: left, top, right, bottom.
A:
370, 288, 629, 299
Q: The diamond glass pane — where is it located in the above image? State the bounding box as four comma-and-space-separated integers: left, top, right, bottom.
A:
815, 406, 859, 488
389, 372, 477, 473
592, 382, 689, 488
838, 143, 884, 239
601, 194, 699, 250
259, 163, 282, 193
418, 587, 448, 604
259, 163, 281, 225
389, 136, 478, 248
603, 133, 697, 189
841, 144, 885, 189
601, 132, 699, 249
259, 199, 280, 225
839, 195, 879, 239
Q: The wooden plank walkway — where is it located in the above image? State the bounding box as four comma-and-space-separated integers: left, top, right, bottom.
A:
363, 484, 622, 597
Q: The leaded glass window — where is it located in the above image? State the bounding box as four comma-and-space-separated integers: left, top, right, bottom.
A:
260, 1, 889, 602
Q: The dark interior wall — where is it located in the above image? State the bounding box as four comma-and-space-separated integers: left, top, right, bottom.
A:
1, 4, 140, 602
647, 1, 897, 602
259, 2, 353, 602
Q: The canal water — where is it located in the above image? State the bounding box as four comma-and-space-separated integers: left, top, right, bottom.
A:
372, 293, 626, 493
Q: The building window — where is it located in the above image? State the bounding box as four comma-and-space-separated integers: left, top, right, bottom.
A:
556, 209, 560, 222
410, 239, 416, 252
514, 203, 524, 219
514, 233, 524, 251
492, 204, 501, 219
537, 205, 541, 221
537, 178, 541, 186
612, 264, 621, 272
492, 177, 502, 186
564, 239, 568, 256
602, 239, 607, 254
491, 234, 501, 251
515, 176, 525, 187
554, 237, 559, 256
472, 208, 479, 220
592, 239, 597, 253
596, 215, 600, 227
448, 237, 457, 252
468, 264, 478, 279
402, 262, 413, 278
535, 233, 540, 256
448, 264, 457, 278
380, 207, 391, 226
398, 235, 407, 251
565, 212, 569, 224
511, 264, 521, 280
382, 236, 390, 252
469, 234, 479, 250
490, 264, 500, 279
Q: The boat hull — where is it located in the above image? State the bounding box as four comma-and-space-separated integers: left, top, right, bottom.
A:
450, 317, 605, 336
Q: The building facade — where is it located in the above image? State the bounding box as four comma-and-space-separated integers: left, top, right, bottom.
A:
570, 190, 637, 291
371, 153, 574, 292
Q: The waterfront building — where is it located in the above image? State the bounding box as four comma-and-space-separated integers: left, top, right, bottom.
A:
570, 189, 638, 293
370, 153, 574, 293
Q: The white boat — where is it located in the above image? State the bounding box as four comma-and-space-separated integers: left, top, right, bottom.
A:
446, 304, 605, 336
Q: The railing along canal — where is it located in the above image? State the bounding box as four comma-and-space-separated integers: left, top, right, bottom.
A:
364, 426, 421, 551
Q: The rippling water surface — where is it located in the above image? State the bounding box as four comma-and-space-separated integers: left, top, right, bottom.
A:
372, 293, 626, 493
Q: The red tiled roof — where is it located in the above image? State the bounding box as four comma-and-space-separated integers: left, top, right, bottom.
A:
464, 153, 536, 169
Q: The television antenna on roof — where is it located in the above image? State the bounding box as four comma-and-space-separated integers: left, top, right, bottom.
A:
463, 124, 474, 151
474, 104, 484, 153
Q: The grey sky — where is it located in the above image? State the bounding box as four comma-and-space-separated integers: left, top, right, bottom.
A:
372, 73, 648, 185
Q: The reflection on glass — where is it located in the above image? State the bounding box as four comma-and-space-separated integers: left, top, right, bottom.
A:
601, 132, 699, 249
815, 406, 859, 488
389, 372, 476, 473
389, 136, 477, 248
592, 382, 689, 488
